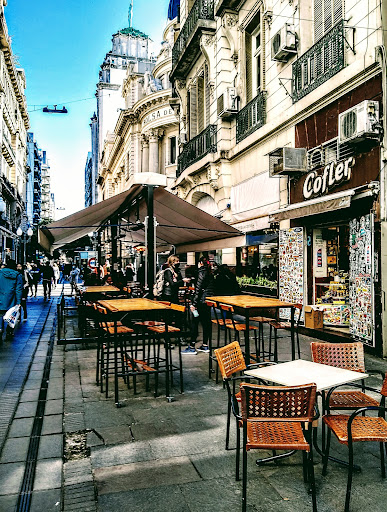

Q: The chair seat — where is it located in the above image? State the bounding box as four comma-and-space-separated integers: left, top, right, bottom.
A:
251, 316, 275, 323
147, 325, 181, 333
269, 321, 290, 329
211, 318, 234, 326
135, 320, 164, 327
124, 357, 156, 373
105, 321, 123, 327
323, 414, 387, 444
246, 421, 310, 451
329, 390, 379, 409
103, 325, 134, 334
225, 323, 259, 332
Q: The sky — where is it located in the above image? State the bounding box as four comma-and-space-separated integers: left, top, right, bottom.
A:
6, 0, 170, 219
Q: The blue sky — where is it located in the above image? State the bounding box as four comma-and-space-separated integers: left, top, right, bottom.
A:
7, 0, 169, 218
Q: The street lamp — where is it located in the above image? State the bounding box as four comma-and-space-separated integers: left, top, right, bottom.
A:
16, 217, 33, 264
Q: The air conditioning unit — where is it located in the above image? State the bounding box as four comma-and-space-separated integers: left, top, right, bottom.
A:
217, 87, 238, 118
178, 132, 187, 145
268, 147, 307, 177
271, 24, 297, 62
338, 100, 380, 144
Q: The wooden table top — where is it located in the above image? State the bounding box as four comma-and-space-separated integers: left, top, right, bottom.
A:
98, 298, 171, 313
206, 295, 296, 309
245, 360, 368, 392
83, 285, 120, 293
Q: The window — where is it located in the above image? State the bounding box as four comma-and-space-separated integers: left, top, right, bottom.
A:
245, 11, 263, 102
314, 0, 344, 41
169, 136, 177, 164
187, 65, 212, 139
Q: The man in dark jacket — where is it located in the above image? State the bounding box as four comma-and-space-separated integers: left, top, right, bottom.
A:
0, 259, 23, 341
42, 261, 54, 300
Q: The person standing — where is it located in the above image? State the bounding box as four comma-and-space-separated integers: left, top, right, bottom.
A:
0, 260, 23, 341
162, 255, 190, 304
184, 256, 215, 355
125, 263, 135, 282
69, 265, 80, 295
52, 262, 60, 288
17, 263, 29, 321
42, 261, 54, 300
30, 263, 41, 297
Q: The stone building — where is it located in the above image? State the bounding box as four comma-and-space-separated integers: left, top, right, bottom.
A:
40, 151, 53, 223
26, 132, 42, 228
170, 0, 387, 355
0, 0, 29, 262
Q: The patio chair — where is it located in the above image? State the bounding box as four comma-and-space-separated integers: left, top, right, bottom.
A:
240, 382, 317, 512
219, 304, 260, 361
322, 372, 387, 512
267, 303, 302, 362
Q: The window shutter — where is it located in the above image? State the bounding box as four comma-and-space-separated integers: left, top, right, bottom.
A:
189, 85, 198, 138
204, 64, 210, 126
333, 0, 343, 26
245, 32, 253, 102
197, 75, 205, 134
314, 0, 344, 40
314, 0, 323, 41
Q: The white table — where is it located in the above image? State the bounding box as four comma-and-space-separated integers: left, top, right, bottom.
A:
245, 359, 368, 391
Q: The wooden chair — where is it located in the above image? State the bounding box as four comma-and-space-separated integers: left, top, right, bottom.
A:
219, 304, 260, 361
322, 373, 387, 512
240, 382, 317, 512
267, 303, 303, 361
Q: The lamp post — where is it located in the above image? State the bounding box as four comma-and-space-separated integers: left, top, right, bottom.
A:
16, 217, 33, 264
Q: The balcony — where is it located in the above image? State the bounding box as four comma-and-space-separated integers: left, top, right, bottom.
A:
2, 134, 16, 166
236, 92, 266, 144
171, 0, 215, 80
292, 20, 345, 103
215, 0, 240, 16
177, 124, 217, 176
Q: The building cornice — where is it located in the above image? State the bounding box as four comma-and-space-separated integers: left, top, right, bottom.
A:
133, 89, 172, 118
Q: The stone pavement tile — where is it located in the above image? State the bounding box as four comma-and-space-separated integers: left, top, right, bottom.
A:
83, 402, 135, 430
97, 486, 189, 512
8, 417, 34, 438
30, 488, 62, 512
19, 388, 41, 403
86, 425, 134, 447
189, 450, 237, 480
33, 458, 62, 490
130, 419, 179, 442
0, 462, 25, 495
45, 398, 64, 416
0, 493, 18, 510
94, 456, 200, 496
28, 369, 44, 380
41, 414, 63, 435
38, 434, 63, 460
91, 440, 154, 469
24, 378, 44, 390
14, 400, 38, 419
49, 368, 64, 379
180, 478, 243, 512
0, 436, 30, 463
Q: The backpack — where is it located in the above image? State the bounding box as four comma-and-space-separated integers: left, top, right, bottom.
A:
153, 269, 166, 297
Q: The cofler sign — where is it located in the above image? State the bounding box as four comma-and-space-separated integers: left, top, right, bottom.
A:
303, 156, 355, 199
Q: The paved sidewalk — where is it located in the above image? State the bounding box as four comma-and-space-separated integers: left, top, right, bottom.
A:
1, 288, 387, 512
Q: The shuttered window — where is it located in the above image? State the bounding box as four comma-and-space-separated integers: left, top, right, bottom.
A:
188, 66, 211, 140
245, 32, 253, 102
245, 10, 262, 103
204, 63, 210, 125
314, 0, 344, 41
197, 75, 205, 133
189, 85, 198, 138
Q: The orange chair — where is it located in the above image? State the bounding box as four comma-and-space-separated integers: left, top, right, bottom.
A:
219, 304, 260, 361
267, 303, 302, 361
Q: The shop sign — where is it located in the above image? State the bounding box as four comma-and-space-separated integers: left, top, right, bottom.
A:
142, 107, 176, 127
302, 157, 355, 200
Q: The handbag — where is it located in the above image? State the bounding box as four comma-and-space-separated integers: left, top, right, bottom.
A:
3, 304, 21, 329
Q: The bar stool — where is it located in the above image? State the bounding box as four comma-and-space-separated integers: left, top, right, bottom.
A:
219, 304, 260, 361
268, 304, 303, 362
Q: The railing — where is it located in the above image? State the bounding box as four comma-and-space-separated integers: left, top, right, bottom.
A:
172, 0, 215, 70
236, 92, 266, 144
292, 20, 345, 103
177, 124, 217, 176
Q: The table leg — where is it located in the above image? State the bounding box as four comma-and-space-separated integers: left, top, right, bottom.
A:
245, 313, 250, 365
114, 338, 120, 407
290, 306, 295, 361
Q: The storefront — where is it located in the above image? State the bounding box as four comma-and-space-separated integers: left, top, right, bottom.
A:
270, 77, 382, 353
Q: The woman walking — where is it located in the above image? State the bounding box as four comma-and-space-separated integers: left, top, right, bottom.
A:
183, 256, 215, 355
52, 262, 60, 288
162, 255, 190, 304
30, 263, 40, 297
17, 263, 29, 321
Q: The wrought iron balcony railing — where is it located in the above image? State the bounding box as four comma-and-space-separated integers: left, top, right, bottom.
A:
292, 20, 345, 103
177, 124, 217, 176
172, 0, 215, 72
236, 91, 266, 144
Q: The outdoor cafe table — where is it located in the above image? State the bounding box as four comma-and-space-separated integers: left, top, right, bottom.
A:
207, 295, 298, 363
97, 298, 172, 406
245, 359, 369, 465
81, 285, 122, 300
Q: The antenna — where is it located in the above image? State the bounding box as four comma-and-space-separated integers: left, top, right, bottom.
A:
128, 0, 133, 28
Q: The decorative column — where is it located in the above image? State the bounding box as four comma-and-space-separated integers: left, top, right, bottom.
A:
141, 134, 149, 172
148, 130, 159, 174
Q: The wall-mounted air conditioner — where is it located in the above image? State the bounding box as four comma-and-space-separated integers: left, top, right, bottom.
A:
338, 100, 380, 144
268, 147, 307, 177
217, 87, 238, 118
271, 24, 297, 62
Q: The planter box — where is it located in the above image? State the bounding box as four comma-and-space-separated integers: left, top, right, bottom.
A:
241, 284, 278, 298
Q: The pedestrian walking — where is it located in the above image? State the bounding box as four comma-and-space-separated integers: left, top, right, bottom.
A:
52, 262, 60, 288
0, 259, 23, 341
63, 262, 72, 281
69, 265, 80, 295
25, 262, 33, 296
42, 261, 54, 300
125, 263, 135, 282
17, 263, 29, 321
162, 255, 190, 304
183, 256, 215, 355
30, 263, 41, 297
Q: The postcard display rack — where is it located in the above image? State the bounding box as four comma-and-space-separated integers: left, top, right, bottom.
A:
349, 214, 375, 346
279, 227, 304, 319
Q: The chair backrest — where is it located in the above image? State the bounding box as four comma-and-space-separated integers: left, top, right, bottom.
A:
310, 342, 365, 373
96, 305, 107, 315
214, 341, 246, 379
381, 373, 387, 397
240, 383, 317, 422
205, 300, 222, 324
158, 300, 171, 306
220, 304, 234, 313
